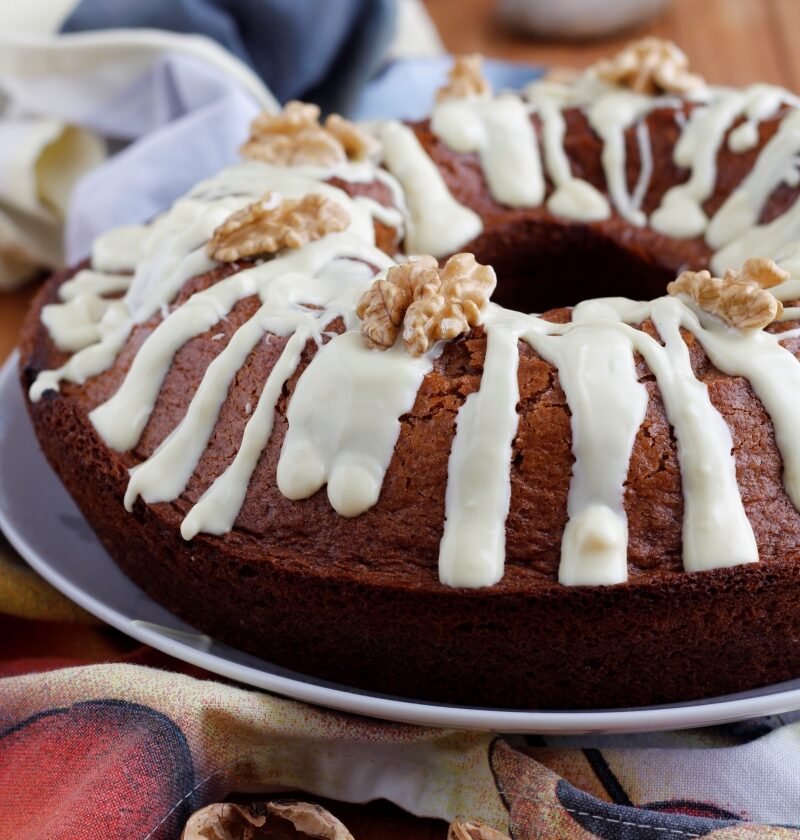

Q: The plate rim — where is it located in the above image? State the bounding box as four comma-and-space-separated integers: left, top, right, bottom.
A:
5, 350, 800, 733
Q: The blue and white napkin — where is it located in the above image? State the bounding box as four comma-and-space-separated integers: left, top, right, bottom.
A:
0, 0, 542, 290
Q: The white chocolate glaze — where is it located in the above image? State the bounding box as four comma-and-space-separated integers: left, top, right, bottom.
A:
278, 330, 432, 518
30, 320, 133, 400
124, 303, 275, 510
682, 305, 800, 508
379, 121, 482, 256
711, 195, 800, 275
31, 71, 800, 590
651, 86, 799, 242
90, 232, 387, 453
431, 94, 544, 208
728, 85, 789, 153
535, 320, 648, 585
504, 77, 800, 268
176, 259, 388, 539
631, 119, 654, 211
708, 109, 800, 249
30, 161, 402, 402
181, 327, 310, 540
650, 92, 746, 238
91, 267, 260, 451
587, 91, 654, 226
429, 74, 800, 272
91, 223, 150, 273
728, 121, 760, 154
59, 269, 132, 301
546, 177, 610, 222
437, 285, 780, 587
439, 310, 523, 588
526, 81, 611, 221
640, 298, 758, 571
41, 293, 127, 353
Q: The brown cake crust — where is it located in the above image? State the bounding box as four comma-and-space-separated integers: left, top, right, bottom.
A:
18, 107, 800, 709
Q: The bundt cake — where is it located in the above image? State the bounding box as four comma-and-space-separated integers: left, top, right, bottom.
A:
19, 40, 800, 709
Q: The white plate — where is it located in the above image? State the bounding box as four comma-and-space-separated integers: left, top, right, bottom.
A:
4, 352, 800, 733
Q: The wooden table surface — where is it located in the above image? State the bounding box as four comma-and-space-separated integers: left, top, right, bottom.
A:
0, 0, 796, 836
425, 0, 800, 90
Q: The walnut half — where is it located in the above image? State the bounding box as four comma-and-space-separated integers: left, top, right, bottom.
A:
242, 100, 377, 167
667, 257, 788, 330
436, 54, 491, 101
593, 38, 705, 96
207, 192, 350, 262
357, 253, 497, 356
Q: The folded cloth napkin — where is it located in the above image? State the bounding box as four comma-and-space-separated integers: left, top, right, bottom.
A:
0, 111, 106, 291
0, 31, 272, 291
0, 0, 395, 291
61, 0, 397, 117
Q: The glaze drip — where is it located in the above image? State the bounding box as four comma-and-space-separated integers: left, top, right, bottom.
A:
431, 94, 545, 208
439, 312, 522, 588
379, 121, 482, 256
533, 318, 649, 586
180, 327, 310, 541
277, 331, 432, 518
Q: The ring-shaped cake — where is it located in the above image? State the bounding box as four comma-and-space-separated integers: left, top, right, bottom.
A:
20, 41, 800, 708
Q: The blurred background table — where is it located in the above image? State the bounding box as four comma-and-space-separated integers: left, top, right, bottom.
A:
425, 0, 800, 89
1, 0, 798, 837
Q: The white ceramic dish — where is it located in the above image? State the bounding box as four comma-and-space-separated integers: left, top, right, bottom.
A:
4, 350, 800, 733
497, 0, 670, 40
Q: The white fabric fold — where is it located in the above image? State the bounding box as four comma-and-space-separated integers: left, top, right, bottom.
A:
0, 29, 278, 290
0, 117, 106, 289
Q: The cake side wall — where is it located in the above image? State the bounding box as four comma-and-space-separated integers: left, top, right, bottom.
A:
19, 346, 800, 709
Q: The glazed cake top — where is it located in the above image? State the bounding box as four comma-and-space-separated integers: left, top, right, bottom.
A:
27, 40, 800, 589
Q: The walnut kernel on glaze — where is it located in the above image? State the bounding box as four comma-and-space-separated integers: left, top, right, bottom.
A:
668, 257, 788, 330
207, 192, 350, 262
436, 53, 491, 101
593, 37, 705, 95
241, 100, 378, 166
357, 253, 497, 356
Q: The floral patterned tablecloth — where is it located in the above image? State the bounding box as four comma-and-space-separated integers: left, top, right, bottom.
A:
1, 537, 799, 839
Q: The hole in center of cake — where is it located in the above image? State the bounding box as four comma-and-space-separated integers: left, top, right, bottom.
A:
482, 225, 678, 314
